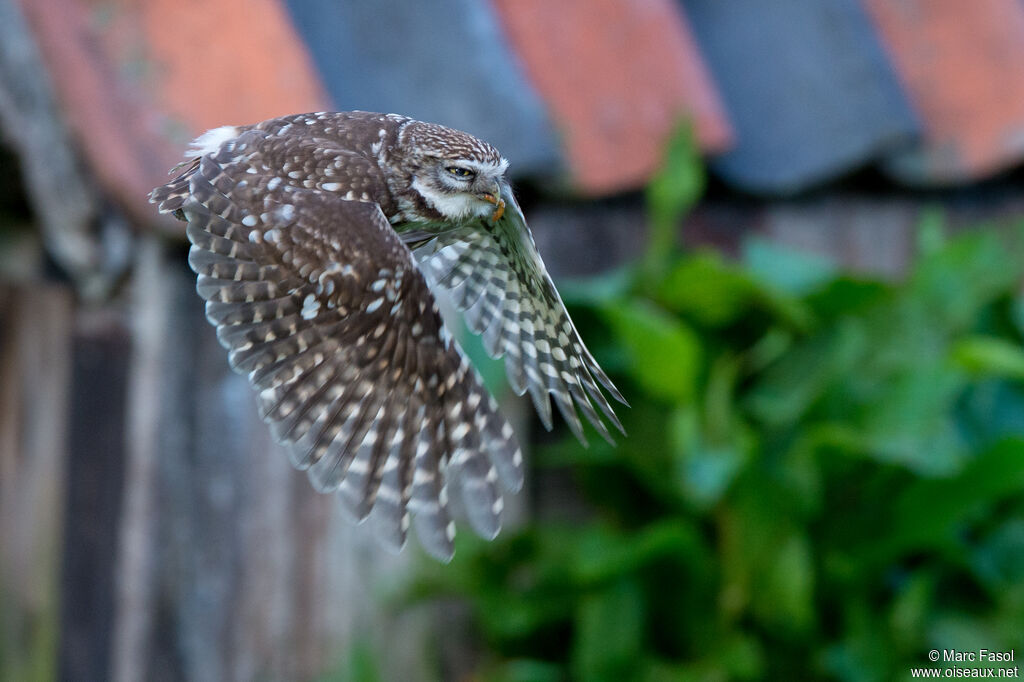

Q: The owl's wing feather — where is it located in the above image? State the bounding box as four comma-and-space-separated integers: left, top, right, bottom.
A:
411, 188, 625, 445
151, 139, 522, 560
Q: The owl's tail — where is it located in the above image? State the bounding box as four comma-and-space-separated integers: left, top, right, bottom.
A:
148, 157, 201, 218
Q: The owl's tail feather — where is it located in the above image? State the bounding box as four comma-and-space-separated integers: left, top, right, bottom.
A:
148, 158, 201, 216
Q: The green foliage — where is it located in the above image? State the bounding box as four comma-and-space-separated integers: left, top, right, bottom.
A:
642, 122, 704, 287
599, 300, 701, 404
405, 135, 1024, 680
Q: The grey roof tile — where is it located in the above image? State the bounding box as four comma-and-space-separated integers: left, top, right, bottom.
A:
282, 0, 561, 176
680, 0, 920, 195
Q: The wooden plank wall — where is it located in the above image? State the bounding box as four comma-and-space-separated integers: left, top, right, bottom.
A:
0, 0, 437, 675
110, 239, 431, 682
0, 250, 436, 682
0, 285, 73, 682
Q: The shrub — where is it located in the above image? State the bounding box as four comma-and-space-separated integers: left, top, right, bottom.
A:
404, 130, 1024, 681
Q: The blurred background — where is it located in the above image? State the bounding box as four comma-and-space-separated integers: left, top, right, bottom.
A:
2, 0, 1024, 680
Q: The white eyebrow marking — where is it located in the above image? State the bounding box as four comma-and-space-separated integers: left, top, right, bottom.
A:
457, 158, 510, 175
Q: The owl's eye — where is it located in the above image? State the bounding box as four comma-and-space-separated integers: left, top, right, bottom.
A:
445, 166, 476, 180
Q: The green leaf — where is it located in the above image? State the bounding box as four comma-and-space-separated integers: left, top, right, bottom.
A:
487, 659, 564, 682
742, 236, 837, 297
643, 122, 704, 285
928, 613, 1005, 660
656, 251, 757, 326
888, 572, 935, 648
669, 388, 753, 510
915, 205, 947, 258
909, 228, 1024, 331
952, 336, 1024, 379
820, 605, 893, 682
600, 298, 702, 404
715, 634, 766, 680
746, 319, 866, 426
754, 532, 816, 635
1010, 294, 1024, 337
673, 432, 746, 509
571, 521, 706, 586
718, 485, 816, 634
646, 122, 704, 233
659, 634, 765, 682
854, 365, 968, 474
959, 380, 1024, 449
805, 277, 891, 320
855, 438, 1024, 562
972, 519, 1024, 592
571, 579, 645, 682
658, 250, 813, 330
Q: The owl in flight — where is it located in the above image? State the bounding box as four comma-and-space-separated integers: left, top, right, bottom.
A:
150, 111, 625, 560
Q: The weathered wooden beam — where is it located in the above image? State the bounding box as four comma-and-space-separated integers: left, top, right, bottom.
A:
112, 237, 434, 681
57, 309, 131, 682
0, 284, 74, 682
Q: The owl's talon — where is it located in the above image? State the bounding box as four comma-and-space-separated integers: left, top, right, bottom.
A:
481, 191, 505, 222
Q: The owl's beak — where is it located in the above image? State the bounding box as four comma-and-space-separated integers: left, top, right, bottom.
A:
480, 184, 505, 222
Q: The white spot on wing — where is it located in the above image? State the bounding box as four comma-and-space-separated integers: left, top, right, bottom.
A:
186, 126, 240, 158
301, 293, 321, 320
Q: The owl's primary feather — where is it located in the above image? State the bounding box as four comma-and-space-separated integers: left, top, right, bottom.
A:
150, 111, 624, 559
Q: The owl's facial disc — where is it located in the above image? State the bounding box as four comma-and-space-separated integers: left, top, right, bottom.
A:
413, 156, 509, 222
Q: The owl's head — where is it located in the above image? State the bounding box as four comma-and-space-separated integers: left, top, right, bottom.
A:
399, 121, 510, 222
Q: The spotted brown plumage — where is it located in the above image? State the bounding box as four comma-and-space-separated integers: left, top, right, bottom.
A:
150, 111, 625, 560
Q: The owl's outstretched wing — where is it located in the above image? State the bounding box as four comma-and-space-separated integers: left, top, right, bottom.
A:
150, 141, 522, 561
409, 187, 626, 445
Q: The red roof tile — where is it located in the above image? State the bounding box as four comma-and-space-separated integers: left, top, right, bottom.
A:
490, 0, 732, 195
18, 0, 176, 224
139, 0, 329, 135
17, 0, 328, 224
864, 0, 1024, 183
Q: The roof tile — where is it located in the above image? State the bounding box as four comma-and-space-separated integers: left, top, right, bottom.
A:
282, 0, 561, 176
491, 0, 732, 194
864, 0, 1024, 184
17, 0, 176, 223
141, 0, 329, 135
16, 0, 328, 224
681, 0, 919, 195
